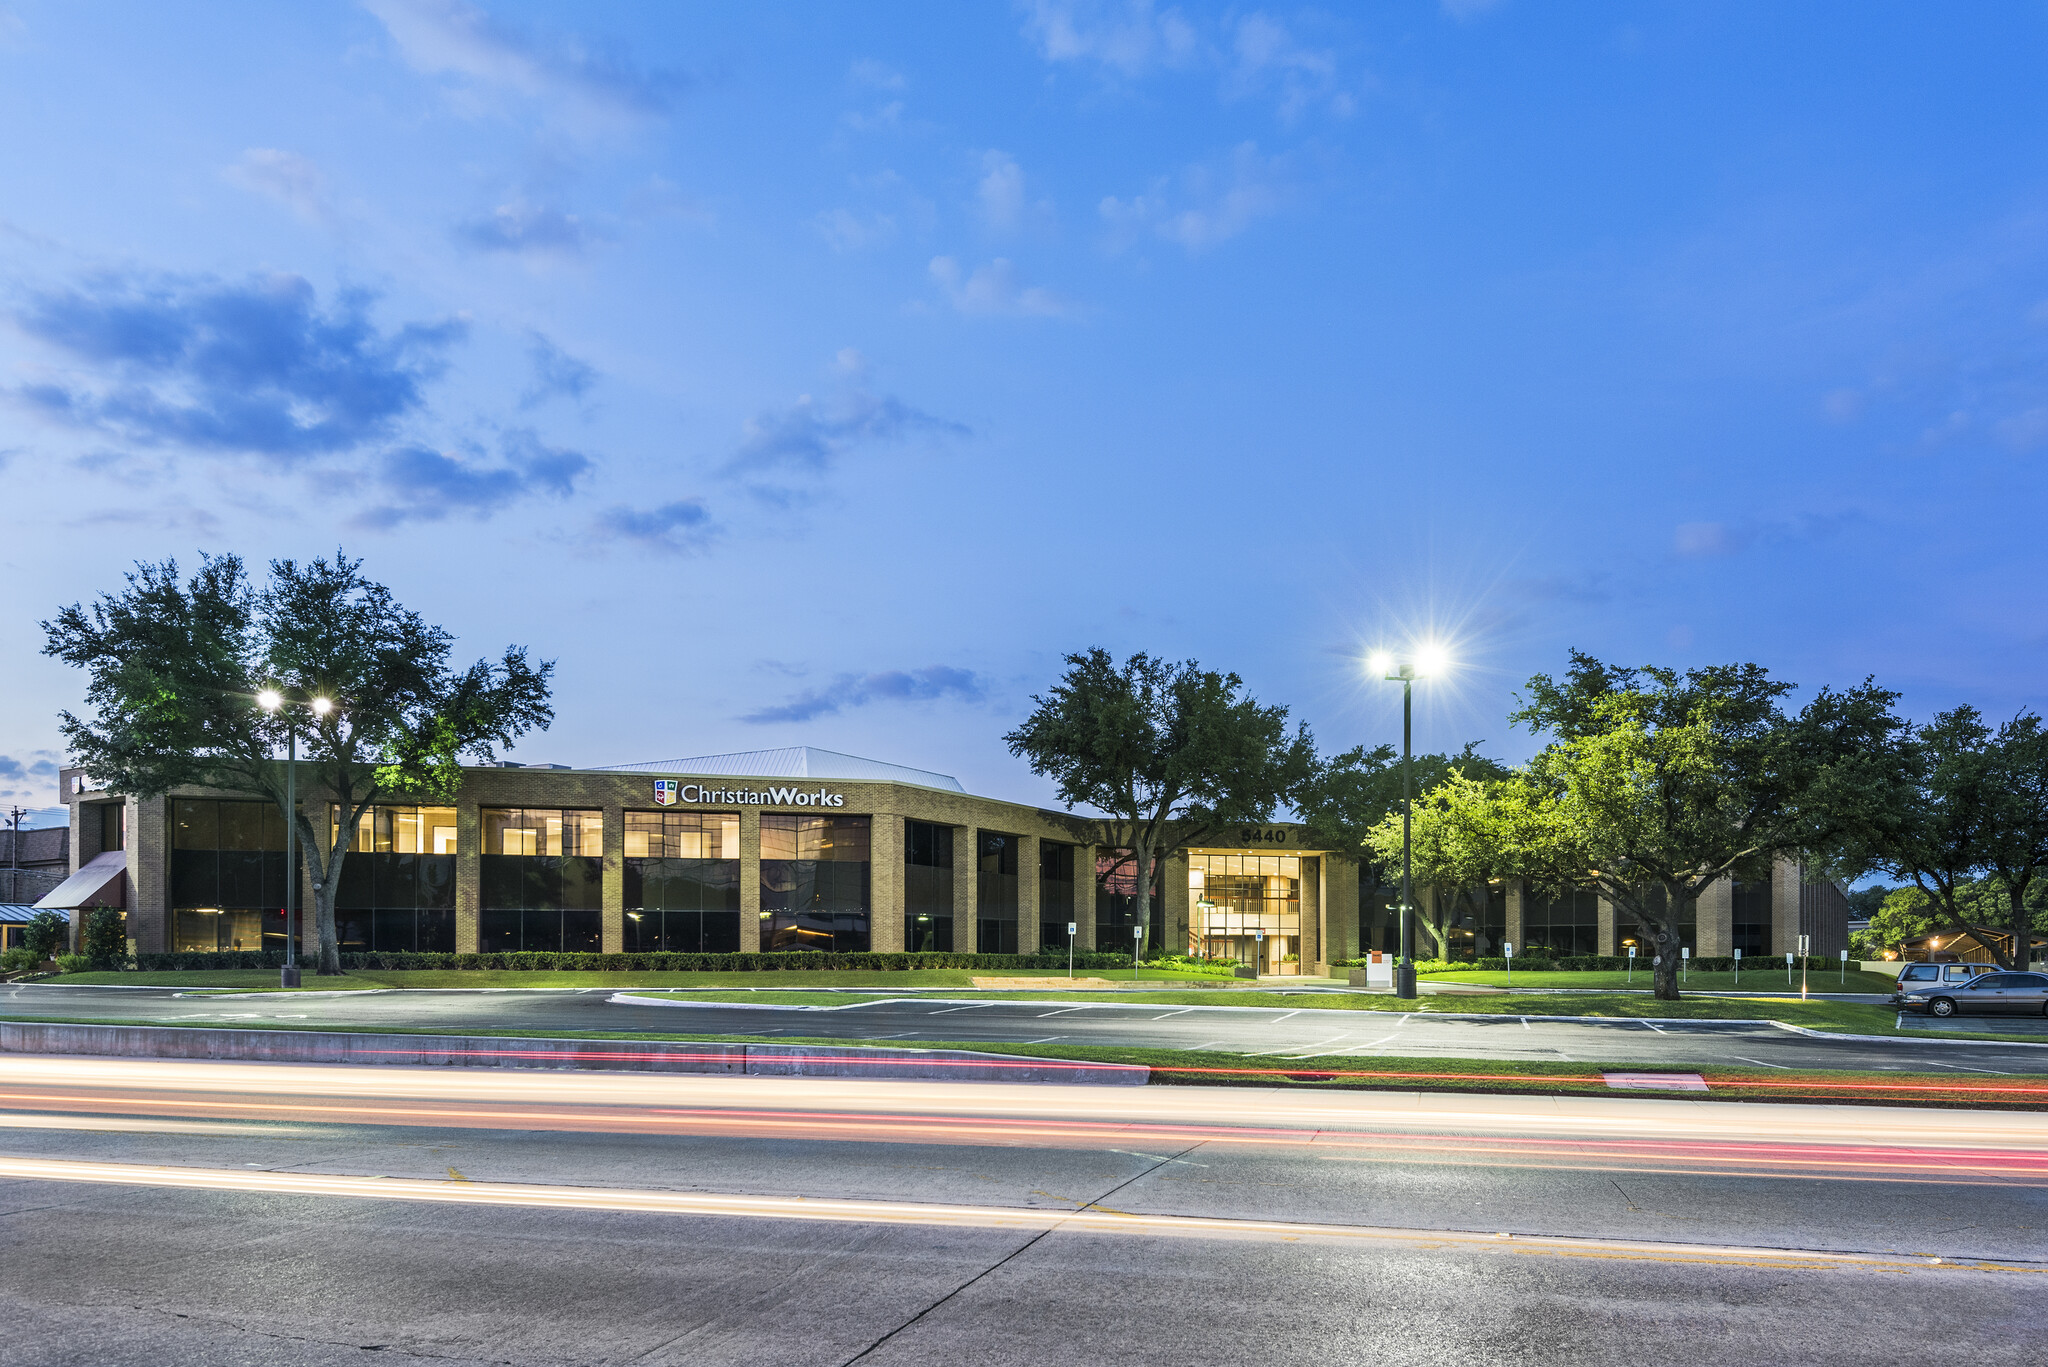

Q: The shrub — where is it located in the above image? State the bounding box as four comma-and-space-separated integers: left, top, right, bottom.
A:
54, 954, 90, 973
129, 948, 1176, 974
23, 909, 68, 962
1, 946, 38, 972
82, 907, 130, 970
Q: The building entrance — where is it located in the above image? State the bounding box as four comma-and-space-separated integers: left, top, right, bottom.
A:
1189, 852, 1302, 975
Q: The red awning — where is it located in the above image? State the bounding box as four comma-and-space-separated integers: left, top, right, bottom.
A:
34, 851, 127, 910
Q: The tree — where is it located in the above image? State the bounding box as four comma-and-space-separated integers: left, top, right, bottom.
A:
43, 553, 554, 975
1449, 652, 1907, 1001
1360, 766, 1513, 958
1863, 708, 2048, 970
1005, 649, 1316, 953
1295, 745, 1509, 957
22, 909, 68, 962
82, 905, 129, 970
1861, 886, 1939, 956
1845, 885, 1894, 918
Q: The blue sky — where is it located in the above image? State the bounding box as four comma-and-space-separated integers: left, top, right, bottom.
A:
4, 0, 2047, 809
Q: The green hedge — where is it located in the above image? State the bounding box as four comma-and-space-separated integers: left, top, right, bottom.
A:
1334, 954, 1840, 975
129, 949, 1204, 975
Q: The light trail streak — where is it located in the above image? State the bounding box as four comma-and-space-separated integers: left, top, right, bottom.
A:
2, 1154, 2042, 1273
4, 1087, 2045, 1183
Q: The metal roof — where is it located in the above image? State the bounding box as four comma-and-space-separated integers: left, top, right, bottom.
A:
34, 850, 126, 910
0, 905, 45, 923
593, 746, 965, 793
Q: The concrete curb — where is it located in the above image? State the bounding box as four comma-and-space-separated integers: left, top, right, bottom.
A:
0, 1021, 1148, 1086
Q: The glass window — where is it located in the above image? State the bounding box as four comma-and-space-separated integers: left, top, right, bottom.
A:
904, 821, 953, 953
1732, 877, 1772, 957
624, 811, 741, 953
976, 832, 1020, 954
328, 805, 459, 954
479, 807, 604, 954
1039, 842, 1075, 949
168, 799, 293, 951
1188, 852, 1302, 974
1522, 888, 1600, 957
762, 814, 871, 952
482, 808, 602, 857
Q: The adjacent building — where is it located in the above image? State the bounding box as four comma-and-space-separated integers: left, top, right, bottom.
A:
42, 745, 1848, 971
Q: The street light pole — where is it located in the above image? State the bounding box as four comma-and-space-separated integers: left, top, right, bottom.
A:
259, 689, 333, 989
1397, 666, 1416, 1000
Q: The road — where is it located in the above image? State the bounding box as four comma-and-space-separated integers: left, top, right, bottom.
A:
5, 982, 2048, 1073
0, 1056, 2044, 1365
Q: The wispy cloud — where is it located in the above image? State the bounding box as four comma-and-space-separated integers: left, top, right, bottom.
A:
1100, 142, 1290, 253
9, 271, 462, 461
815, 206, 897, 253
739, 665, 988, 724
363, 0, 686, 118
1227, 14, 1349, 119
928, 256, 1075, 316
520, 333, 597, 408
723, 375, 968, 502
223, 148, 334, 224
1671, 513, 1859, 560
595, 499, 714, 554
1019, 0, 1199, 77
354, 428, 590, 528
454, 197, 605, 257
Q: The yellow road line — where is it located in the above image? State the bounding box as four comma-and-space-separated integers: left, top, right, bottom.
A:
0, 1154, 2039, 1274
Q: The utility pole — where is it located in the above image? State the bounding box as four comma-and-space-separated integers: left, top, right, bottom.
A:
6, 806, 24, 905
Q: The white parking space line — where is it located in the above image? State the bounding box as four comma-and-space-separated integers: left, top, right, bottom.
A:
1641, 1021, 1666, 1033
1520, 1017, 1531, 1030
1018, 1037, 1064, 1045
1926, 1061, 2014, 1075
1036, 1006, 1092, 1017
1730, 1055, 1792, 1069
1152, 1009, 1192, 1019
1269, 1011, 1301, 1024
926, 1005, 994, 1015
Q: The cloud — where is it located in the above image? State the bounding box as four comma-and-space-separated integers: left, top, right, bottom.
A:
979, 151, 1026, 231
520, 333, 597, 408
362, 0, 685, 117
1227, 14, 1348, 119
595, 499, 714, 553
725, 386, 968, 488
1101, 142, 1289, 253
454, 197, 604, 256
928, 256, 1074, 316
849, 59, 905, 90
9, 272, 463, 461
815, 206, 897, 253
1672, 513, 1858, 559
739, 666, 988, 725
354, 428, 590, 527
0, 751, 58, 783
223, 148, 333, 223
1020, 0, 1198, 77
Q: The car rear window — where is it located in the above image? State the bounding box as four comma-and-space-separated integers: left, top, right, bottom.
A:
2010, 974, 2048, 988
1902, 966, 1935, 981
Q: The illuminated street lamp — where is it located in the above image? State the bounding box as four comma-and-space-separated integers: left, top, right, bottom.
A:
1368, 645, 1449, 1000
258, 688, 335, 988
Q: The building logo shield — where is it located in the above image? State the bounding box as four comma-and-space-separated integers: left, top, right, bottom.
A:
653, 779, 679, 806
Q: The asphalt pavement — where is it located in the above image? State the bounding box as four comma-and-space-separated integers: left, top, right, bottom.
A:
0, 1059, 2043, 1365
5, 982, 2048, 1072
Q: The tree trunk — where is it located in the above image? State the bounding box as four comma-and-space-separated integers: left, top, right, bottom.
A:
1649, 918, 1682, 1001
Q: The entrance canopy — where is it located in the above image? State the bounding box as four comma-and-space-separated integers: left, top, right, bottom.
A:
34, 850, 127, 910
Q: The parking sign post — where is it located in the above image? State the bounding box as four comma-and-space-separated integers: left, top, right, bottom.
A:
1503, 941, 1513, 987
1067, 921, 1077, 980
1839, 947, 1849, 986
1733, 947, 1742, 987
1797, 934, 1809, 997
1681, 946, 1690, 984
1626, 945, 1636, 985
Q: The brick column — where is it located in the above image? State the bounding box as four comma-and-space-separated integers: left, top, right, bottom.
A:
1016, 834, 1041, 955
129, 795, 167, 953
1161, 849, 1189, 960
455, 802, 481, 954
739, 809, 762, 952
1596, 895, 1616, 957
601, 803, 624, 954
1321, 856, 1359, 969
871, 815, 905, 952
953, 826, 977, 952
1696, 876, 1732, 957
1074, 845, 1098, 953
1772, 856, 1801, 957
1504, 880, 1525, 954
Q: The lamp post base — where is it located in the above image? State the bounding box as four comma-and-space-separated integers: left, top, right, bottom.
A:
279, 966, 301, 989
1394, 964, 1417, 999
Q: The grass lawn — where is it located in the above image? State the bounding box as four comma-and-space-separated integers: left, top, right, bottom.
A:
36, 966, 1233, 991
1425, 968, 1902, 993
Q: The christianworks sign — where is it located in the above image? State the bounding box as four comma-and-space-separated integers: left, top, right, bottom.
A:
653, 779, 847, 808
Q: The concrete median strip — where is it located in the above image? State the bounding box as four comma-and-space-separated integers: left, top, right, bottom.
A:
0, 1153, 2040, 1273
0, 1021, 1146, 1086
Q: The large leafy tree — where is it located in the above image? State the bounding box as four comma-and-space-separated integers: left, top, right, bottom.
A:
1005, 648, 1316, 952
1448, 652, 1907, 1000
1296, 744, 1509, 956
1865, 708, 2048, 968
43, 553, 554, 974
